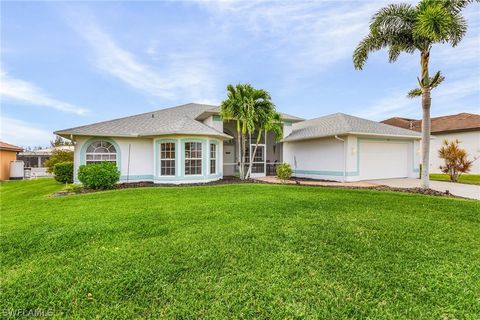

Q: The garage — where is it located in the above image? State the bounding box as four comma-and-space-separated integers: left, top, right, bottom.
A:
282, 113, 421, 182
359, 140, 409, 180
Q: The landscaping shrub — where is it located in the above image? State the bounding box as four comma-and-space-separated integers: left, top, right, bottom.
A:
276, 163, 292, 182
45, 149, 74, 173
78, 162, 120, 190
438, 139, 474, 182
64, 184, 84, 193
53, 161, 74, 184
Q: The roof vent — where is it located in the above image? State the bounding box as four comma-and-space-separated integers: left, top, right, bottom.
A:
152, 114, 154, 118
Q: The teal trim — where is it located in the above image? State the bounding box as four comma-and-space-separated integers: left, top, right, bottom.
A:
283, 121, 292, 126
151, 137, 223, 182
154, 139, 179, 179
78, 137, 121, 181
212, 115, 222, 121
180, 138, 207, 178
208, 139, 221, 176
119, 175, 223, 182
120, 175, 154, 181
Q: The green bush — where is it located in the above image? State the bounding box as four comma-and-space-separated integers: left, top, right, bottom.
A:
276, 163, 292, 182
45, 150, 74, 173
78, 162, 120, 190
53, 161, 74, 184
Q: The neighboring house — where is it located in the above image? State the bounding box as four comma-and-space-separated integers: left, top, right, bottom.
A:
55, 103, 421, 184
18, 146, 74, 177
382, 113, 480, 174
0, 141, 23, 180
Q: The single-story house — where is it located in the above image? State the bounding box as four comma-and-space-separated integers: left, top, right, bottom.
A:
0, 141, 23, 180
18, 145, 74, 177
382, 113, 480, 174
55, 103, 421, 184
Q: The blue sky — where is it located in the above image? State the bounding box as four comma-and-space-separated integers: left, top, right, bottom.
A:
1, 0, 479, 147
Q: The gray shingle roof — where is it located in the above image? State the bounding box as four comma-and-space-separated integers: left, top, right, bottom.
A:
56, 102, 304, 139
283, 113, 421, 142
195, 107, 304, 122
55, 103, 232, 139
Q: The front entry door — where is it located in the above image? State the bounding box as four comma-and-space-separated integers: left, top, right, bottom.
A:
223, 145, 235, 176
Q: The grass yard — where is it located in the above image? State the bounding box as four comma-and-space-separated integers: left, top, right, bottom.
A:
1, 179, 479, 319
430, 173, 480, 185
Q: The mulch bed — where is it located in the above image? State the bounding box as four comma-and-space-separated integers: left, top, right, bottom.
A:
51, 177, 462, 199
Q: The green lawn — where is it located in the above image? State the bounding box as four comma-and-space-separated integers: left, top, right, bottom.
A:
1, 179, 479, 319
430, 173, 480, 185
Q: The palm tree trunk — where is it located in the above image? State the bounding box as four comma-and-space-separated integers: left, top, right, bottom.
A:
420, 51, 431, 189
236, 120, 243, 180
246, 131, 262, 179
241, 132, 246, 179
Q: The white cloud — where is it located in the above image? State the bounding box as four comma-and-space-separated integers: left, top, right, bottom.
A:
64, 10, 221, 103
359, 75, 480, 120
198, 1, 384, 73
0, 116, 53, 147
0, 71, 88, 115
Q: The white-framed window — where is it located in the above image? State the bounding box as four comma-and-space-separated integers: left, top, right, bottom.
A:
184, 142, 202, 175
86, 141, 117, 165
160, 142, 175, 176
210, 143, 217, 175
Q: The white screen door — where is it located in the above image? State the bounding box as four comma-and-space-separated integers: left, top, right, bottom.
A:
249, 144, 266, 177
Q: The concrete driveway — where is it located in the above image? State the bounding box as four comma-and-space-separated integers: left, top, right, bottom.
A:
367, 178, 480, 200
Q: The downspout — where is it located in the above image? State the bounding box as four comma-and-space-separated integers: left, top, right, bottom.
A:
334, 135, 346, 182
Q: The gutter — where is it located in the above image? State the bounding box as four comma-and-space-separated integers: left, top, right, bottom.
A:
334, 135, 347, 182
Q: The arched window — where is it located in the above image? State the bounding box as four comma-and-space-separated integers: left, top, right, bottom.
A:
85, 141, 117, 165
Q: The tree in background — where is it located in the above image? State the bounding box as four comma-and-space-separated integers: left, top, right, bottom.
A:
220, 83, 282, 180
353, 0, 478, 188
50, 135, 73, 147
438, 139, 474, 182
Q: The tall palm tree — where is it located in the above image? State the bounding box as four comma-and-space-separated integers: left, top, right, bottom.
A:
353, 0, 477, 189
246, 102, 283, 179
220, 84, 247, 179
220, 83, 279, 180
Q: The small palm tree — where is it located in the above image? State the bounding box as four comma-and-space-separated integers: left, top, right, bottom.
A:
220, 83, 280, 180
353, 0, 477, 188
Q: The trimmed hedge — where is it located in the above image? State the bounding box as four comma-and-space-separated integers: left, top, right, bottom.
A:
53, 161, 74, 184
276, 163, 292, 182
78, 161, 120, 190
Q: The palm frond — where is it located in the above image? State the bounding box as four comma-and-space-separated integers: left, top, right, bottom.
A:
370, 3, 416, 34
429, 71, 445, 89
354, 3, 416, 69
353, 34, 386, 70
447, 12, 467, 45
414, 3, 454, 42
407, 87, 422, 98
443, 0, 480, 13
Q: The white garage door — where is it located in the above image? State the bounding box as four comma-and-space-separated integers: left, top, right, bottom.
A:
359, 141, 409, 180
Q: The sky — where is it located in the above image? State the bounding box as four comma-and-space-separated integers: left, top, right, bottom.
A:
1, 0, 479, 147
